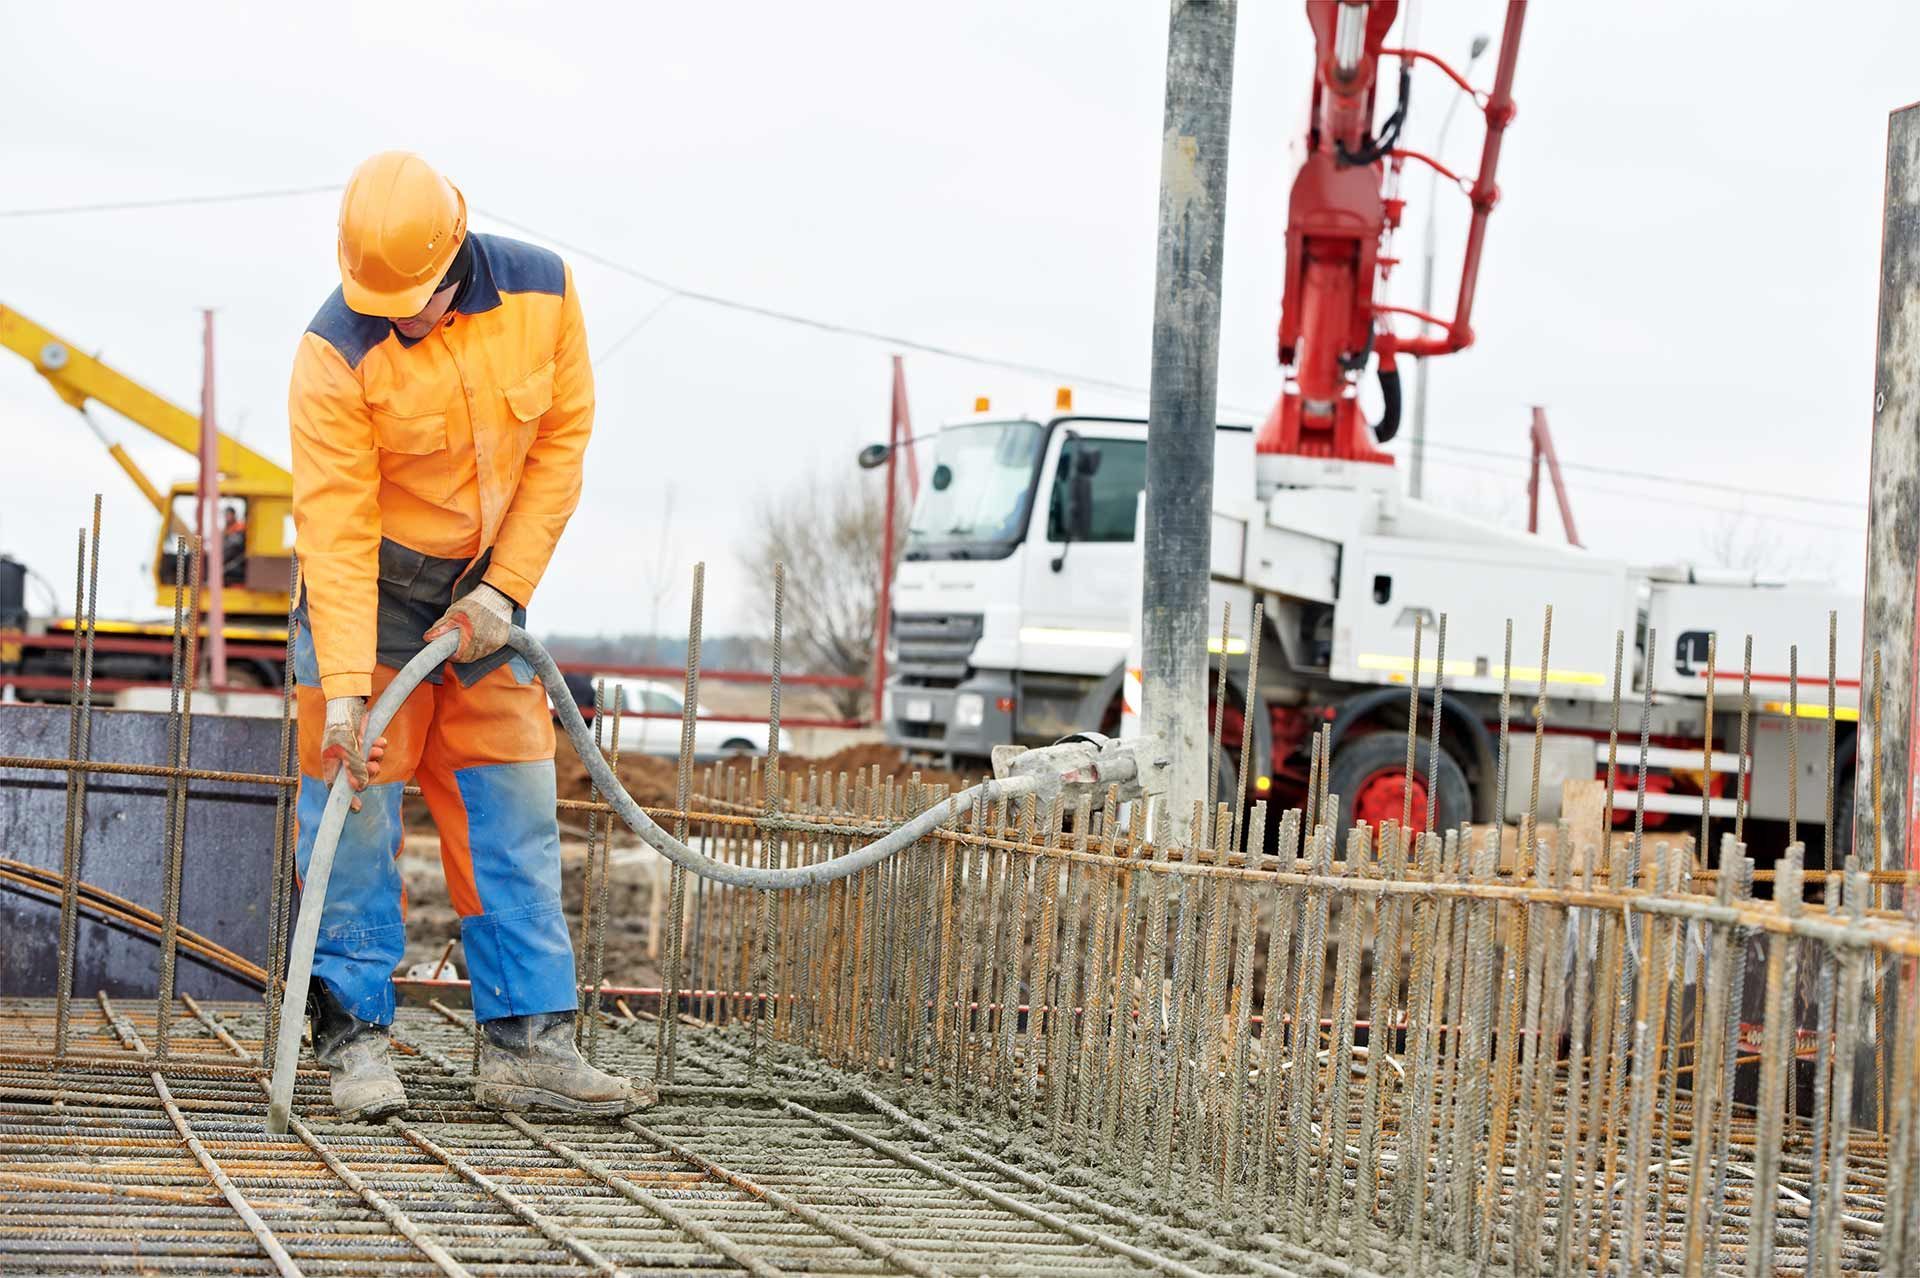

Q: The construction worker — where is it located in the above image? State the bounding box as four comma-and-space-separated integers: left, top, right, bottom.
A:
221, 503, 247, 585
288, 151, 643, 1120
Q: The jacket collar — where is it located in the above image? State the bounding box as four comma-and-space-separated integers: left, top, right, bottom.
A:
391, 234, 502, 347
455, 233, 503, 317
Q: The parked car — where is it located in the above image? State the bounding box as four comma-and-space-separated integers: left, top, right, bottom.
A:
575, 676, 793, 759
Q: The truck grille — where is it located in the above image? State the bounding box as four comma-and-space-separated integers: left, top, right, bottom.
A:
892, 612, 982, 687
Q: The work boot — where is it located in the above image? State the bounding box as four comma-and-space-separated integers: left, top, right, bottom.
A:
309, 984, 408, 1121
474, 1012, 654, 1116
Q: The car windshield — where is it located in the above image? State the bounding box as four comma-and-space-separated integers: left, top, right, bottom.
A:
905, 421, 1046, 559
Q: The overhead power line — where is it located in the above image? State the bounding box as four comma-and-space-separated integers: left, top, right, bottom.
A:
1419, 437, 1865, 513
0, 181, 1870, 522
0, 184, 343, 219
471, 207, 1157, 396
1421, 453, 1866, 535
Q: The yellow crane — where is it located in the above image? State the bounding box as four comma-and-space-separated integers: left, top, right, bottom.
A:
1, 304, 292, 684
1, 303, 293, 613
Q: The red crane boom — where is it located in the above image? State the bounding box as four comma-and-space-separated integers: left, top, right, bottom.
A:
1257, 0, 1528, 463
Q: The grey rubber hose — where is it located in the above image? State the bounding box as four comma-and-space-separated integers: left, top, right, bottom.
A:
269, 626, 1037, 1131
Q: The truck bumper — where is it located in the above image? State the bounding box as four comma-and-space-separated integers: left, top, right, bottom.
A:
882, 671, 1016, 761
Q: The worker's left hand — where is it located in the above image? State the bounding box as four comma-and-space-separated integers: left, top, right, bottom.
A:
321, 696, 388, 813
426, 583, 515, 664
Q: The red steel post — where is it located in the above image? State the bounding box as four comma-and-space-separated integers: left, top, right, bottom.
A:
872, 356, 907, 724
1526, 429, 1541, 536
1529, 406, 1582, 546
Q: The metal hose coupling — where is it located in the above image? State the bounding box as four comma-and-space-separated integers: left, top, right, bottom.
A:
988, 732, 1169, 807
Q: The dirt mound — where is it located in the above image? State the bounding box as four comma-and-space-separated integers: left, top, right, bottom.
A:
786, 743, 973, 795
554, 738, 681, 808
550, 737, 975, 809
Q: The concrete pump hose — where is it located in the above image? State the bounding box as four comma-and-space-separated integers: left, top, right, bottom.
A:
269, 626, 1041, 1131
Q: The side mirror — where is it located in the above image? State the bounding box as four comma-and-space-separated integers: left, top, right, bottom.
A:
1053, 445, 1099, 572
1067, 471, 1095, 541
856, 443, 890, 470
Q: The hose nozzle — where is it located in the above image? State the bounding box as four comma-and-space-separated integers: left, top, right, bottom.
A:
990, 732, 1169, 805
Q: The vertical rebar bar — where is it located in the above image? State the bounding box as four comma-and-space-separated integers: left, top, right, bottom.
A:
1496, 617, 1515, 849
1735, 634, 1753, 842
1208, 604, 1230, 815
1701, 631, 1718, 862
751, 563, 785, 1079
1402, 613, 1424, 833
1525, 605, 1551, 871
583, 685, 624, 1062
53, 498, 102, 1058
1827, 611, 1839, 871
655, 563, 704, 1083
1426, 612, 1448, 834
1748, 845, 1804, 1278
1789, 642, 1801, 848
1231, 601, 1264, 855
155, 534, 203, 1058
263, 554, 301, 1071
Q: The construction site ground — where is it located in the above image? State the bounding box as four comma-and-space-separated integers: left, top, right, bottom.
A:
0, 995, 1309, 1277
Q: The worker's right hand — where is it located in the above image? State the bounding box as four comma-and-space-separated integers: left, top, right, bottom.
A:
321, 696, 388, 812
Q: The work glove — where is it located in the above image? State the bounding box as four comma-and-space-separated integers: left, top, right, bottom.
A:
426, 583, 514, 664
321, 696, 387, 812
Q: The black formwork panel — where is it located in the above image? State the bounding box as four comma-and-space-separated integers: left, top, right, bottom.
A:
0, 703, 283, 1000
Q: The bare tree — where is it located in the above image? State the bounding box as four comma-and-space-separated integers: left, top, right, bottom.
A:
641, 486, 679, 665
739, 465, 905, 719
1700, 511, 1822, 580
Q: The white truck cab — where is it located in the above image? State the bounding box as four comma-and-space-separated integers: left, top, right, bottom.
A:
885, 400, 1250, 759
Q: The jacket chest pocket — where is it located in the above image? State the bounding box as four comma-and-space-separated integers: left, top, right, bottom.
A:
371, 408, 454, 503
503, 362, 554, 444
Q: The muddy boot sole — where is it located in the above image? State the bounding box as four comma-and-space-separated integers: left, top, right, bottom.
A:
474, 1081, 658, 1116
336, 1090, 408, 1122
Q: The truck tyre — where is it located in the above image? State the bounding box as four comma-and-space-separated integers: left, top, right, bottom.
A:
1328, 733, 1470, 839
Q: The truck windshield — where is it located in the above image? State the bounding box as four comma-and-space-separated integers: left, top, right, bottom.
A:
905, 421, 1045, 560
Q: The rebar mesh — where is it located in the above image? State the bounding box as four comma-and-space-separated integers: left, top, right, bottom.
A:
2, 515, 1915, 1274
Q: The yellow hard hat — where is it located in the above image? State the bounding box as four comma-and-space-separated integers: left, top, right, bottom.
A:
336, 151, 468, 318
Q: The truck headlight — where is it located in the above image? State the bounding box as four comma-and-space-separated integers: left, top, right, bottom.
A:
954, 692, 985, 730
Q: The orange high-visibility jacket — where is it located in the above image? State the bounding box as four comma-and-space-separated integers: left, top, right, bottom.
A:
289, 233, 593, 700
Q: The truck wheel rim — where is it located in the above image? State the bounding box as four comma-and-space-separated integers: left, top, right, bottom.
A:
1354, 767, 1428, 832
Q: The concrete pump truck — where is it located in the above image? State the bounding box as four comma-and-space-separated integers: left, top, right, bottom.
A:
878, 0, 1863, 850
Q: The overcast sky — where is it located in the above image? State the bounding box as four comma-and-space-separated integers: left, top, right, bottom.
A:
3, 1, 1914, 639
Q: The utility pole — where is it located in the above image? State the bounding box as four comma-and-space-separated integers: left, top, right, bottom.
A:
1860, 101, 1920, 1133
1141, 0, 1236, 844
198, 309, 227, 689
1863, 102, 1920, 878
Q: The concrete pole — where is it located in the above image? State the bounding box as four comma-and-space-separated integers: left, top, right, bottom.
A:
1861, 102, 1920, 877
1851, 101, 1920, 1135
1141, 0, 1236, 844
1408, 227, 1437, 501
